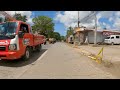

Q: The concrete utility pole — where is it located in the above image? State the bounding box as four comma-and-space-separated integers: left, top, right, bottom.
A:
78, 11, 80, 27
94, 11, 97, 46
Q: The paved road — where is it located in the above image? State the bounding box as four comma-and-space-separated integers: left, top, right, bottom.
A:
0, 42, 116, 79
18, 42, 115, 79
0, 43, 51, 79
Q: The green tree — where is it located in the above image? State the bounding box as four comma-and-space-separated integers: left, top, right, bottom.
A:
13, 13, 27, 22
53, 32, 61, 41
61, 36, 65, 41
66, 26, 74, 37
48, 31, 54, 38
32, 16, 54, 38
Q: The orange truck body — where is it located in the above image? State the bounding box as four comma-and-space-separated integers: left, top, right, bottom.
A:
0, 21, 44, 60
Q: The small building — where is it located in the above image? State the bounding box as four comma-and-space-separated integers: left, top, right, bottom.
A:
74, 27, 120, 44
87, 29, 120, 44
74, 27, 86, 44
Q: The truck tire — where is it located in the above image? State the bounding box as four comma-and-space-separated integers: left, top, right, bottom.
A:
111, 42, 114, 45
44, 42, 46, 45
22, 47, 30, 60
36, 44, 42, 52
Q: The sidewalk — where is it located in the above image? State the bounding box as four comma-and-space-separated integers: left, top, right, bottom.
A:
74, 44, 120, 64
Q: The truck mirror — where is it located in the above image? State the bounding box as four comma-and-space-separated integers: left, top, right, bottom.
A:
18, 31, 24, 38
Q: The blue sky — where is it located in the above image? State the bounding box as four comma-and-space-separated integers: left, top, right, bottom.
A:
15, 11, 120, 36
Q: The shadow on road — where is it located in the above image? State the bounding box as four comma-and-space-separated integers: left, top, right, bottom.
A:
0, 49, 47, 67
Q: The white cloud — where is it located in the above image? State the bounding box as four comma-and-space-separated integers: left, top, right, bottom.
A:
112, 11, 120, 29
103, 22, 106, 26
97, 11, 114, 18
106, 24, 111, 29
55, 11, 92, 28
115, 11, 120, 16
5, 11, 33, 25
109, 17, 113, 22
5, 11, 16, 16
26, 18, 33, 25
54, 11, 105, 29
54, 11, 119, 31
113, 17, 120, 29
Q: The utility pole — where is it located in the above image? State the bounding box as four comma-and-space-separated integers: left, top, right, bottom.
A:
78, 11, 80, 27
78, 11, 81, 45
94, 11, 97, 46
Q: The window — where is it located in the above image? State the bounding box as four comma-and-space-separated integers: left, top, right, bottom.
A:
106, 37, 110, 39
20, 24, 29, 33
0, 22, 17, 39
111, 37, 114, 39
0, 22, 17, 35
116, 36, 120, 39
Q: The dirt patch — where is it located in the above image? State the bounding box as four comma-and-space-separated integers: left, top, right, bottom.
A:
91, 59, 120, 78
67, 43, 120, 78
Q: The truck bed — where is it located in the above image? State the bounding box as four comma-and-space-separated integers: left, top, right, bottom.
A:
33, 34, 44, 46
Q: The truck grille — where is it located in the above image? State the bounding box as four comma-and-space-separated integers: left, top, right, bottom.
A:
0, 46, 6, 51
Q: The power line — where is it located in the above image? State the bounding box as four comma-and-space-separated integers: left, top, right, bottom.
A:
79, 11, 103, 46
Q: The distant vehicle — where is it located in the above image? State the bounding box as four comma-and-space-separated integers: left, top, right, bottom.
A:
49, 38, 55, 44
104, 35, 120, 45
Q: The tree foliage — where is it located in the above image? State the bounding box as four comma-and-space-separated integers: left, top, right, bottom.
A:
61, 36, 65, 41
53, 32, 61, 41
32, 16, 54, 38
66, 27, 74, 37
13, 13, 27, 22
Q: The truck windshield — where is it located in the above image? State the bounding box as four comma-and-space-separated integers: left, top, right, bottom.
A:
0, 22, 17, 39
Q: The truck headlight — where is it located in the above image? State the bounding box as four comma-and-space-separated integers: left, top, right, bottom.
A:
9, 44, 17, 50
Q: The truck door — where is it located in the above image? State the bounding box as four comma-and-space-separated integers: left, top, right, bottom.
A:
20, 23, 34, 47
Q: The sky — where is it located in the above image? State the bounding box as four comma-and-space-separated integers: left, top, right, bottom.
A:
4, 11, 120, 36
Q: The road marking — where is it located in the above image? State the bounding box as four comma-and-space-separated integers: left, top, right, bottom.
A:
16, 50, 48, 79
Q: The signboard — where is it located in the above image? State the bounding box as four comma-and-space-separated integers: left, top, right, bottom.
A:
103, 32, 114, 36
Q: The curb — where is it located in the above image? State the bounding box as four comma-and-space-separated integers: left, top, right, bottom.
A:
66, 43, 102, 64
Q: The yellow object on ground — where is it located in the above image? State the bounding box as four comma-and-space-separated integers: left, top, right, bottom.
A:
88, 47, 104, 64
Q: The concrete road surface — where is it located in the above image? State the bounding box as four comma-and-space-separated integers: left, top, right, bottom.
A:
0, 43, 51, 79
18, 42, 115, 79
0, 42, 117, 79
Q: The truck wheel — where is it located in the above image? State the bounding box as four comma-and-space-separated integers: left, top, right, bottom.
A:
44, 42, 46, 45
36, 44, 42, 52
22, 47, 30, 60
111, 42, 114, 45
